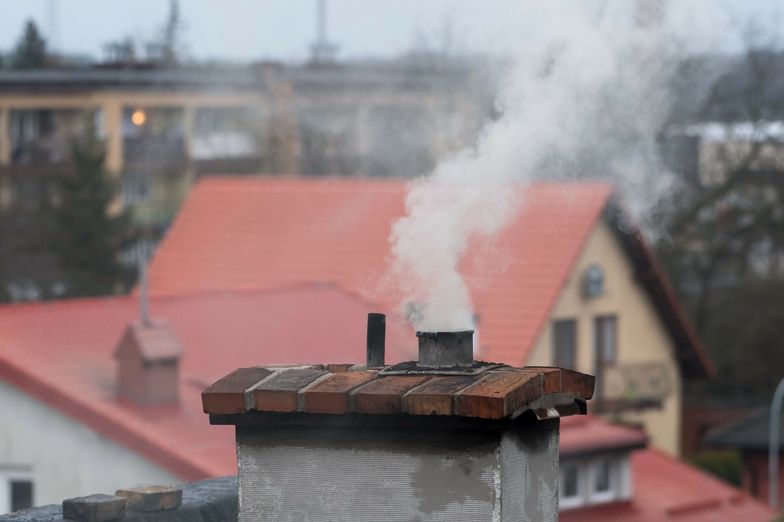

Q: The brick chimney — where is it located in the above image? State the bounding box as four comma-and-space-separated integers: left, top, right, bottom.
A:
115, 319, 181, 406
202, 314, 595, 521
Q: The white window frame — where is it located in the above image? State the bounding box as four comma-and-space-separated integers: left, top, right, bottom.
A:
0, 468, 34, 514
560, 454, 631, 511
588, 457, 618, 504
559, 461, 585, 510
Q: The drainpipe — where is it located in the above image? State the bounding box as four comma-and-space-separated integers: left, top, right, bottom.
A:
769, 377, 784, 510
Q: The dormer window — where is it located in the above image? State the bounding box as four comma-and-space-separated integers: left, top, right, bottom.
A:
559, 454, 631, 511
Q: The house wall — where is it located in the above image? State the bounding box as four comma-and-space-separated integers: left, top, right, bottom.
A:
527, 219, 683, 456
0, 379, 179, 511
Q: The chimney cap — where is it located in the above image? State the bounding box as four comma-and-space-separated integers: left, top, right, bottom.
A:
202, 364, 594, 423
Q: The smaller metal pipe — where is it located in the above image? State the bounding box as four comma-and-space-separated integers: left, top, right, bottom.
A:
366, 313, 385, 367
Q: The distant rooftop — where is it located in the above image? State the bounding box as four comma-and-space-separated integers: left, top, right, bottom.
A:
0, 59, 478, 94
0, 67, 267, 93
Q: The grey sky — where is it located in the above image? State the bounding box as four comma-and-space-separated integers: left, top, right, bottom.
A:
0, 0, 781, 62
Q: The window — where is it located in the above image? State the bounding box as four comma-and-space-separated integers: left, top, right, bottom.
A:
559, 462, 583, 509
590, 458, 614, 502
10, 480, 32, 512
594, 316, 617, 366
0, 470, 34, 514
553, 319, 577, 369
559, 455, 630, 511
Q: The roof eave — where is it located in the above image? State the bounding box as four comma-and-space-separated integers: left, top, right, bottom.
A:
603, 198, 716, 379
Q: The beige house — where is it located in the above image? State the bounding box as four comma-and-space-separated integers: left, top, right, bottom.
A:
527, 219, 697, 454
145, 176, 714, 457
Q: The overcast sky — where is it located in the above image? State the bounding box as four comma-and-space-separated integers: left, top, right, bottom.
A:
0, 0, 781, 63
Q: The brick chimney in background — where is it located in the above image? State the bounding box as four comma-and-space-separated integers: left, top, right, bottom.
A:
115, 258, 181, 406
115, 319, 182, 406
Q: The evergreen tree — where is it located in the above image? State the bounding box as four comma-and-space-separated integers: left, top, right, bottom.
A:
11, 20, 47, 69
49, 118, 130, 297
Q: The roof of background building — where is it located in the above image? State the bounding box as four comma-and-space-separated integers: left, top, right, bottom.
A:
559, 415, 647, 457
0, 284, 411, 480
147, 176, 712, 376
559, 417, 775, 521
0, 68, 267, 93
705, 407, 783, 451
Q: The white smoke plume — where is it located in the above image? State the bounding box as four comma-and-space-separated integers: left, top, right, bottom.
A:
388, 0, 734, 332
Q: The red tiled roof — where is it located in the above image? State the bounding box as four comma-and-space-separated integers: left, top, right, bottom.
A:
148, 177, 614, 365
560, 417, 774, 522
560, 415, 647, 457
0, 284, 410, 480
147, 176, 713, 376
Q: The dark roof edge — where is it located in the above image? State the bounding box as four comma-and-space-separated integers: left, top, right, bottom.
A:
560, 437, 648, 459
704, 408, 777, 450
603, 198, 716, 379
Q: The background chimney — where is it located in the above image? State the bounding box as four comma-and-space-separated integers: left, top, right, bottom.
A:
115, 320, 181, 406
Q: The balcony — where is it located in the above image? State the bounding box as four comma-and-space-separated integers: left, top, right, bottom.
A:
593, 362, 673, 413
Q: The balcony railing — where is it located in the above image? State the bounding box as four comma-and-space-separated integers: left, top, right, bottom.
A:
595, 362, 673, 413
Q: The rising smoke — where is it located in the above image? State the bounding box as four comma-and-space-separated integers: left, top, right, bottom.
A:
388, 0, 735, 332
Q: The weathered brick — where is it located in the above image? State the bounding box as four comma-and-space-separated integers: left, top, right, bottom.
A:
353, 375, 432, 414
455, 370, 542, 419
62, 494, 126, 522
403, 375, 480, 416
302, 371, 377, 414
201, 367, 272, 414
252, 368, 327, 412
115, 485, 182, 512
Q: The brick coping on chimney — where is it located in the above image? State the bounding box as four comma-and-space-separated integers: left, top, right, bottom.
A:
202, 364, 594, 425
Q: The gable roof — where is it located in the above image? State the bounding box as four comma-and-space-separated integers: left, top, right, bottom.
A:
148, 176, 711, 376
559, 416, 774, 521
0, 284, 410, 480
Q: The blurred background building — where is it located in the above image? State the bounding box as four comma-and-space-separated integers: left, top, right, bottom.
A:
1, 0, 784, 519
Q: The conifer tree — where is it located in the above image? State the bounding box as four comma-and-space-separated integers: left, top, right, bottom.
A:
11, 20, 47, 69
49, 118, 130, 297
